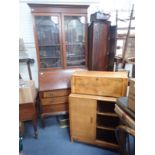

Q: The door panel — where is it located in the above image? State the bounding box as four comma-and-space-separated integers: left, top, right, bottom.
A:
92, 22, 110, 70
69, 97, 96, 140
34, 15, 63, 68
64, 15, 86, 67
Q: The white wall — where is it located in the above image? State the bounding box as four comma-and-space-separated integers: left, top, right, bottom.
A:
19, 2, 38, 87
19, 0, 134, 88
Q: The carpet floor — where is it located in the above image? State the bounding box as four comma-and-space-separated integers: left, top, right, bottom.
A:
21, 116, 119, 155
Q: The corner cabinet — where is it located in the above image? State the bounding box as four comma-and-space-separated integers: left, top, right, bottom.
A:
88, 21, 116, 71
88, 21, 110, 71
28, 4, 89, 126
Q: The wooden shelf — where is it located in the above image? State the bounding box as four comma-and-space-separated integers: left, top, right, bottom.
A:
97, 112, 118, 117
67, 55, 84, 58
39, 44, 60, 47
117, 34, 135, 40
117, 27, 135, 30
65, 43, 85, 46
95, 140, 119, 149
37, 23, 56, 26
40, 57, 60, 59
96, 126, 115, 131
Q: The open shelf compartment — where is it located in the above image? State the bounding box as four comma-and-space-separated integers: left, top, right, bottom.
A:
97, 100, 116, 113
97, 115, 120, 128
96, 128, 118, 144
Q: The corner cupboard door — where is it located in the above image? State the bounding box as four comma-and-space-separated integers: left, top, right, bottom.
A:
69, 97, 96, 140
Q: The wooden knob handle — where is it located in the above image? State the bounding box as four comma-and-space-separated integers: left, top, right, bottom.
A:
90, 117, 93, 124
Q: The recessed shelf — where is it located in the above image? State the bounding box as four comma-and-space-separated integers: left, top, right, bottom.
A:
97, 115, 120, 128
96, 128, 118, 144
97, 100, 116, 113
39, 44, 60, 47
67, 55, 85, 58
95, 140, 119, 149
96, 126, 115, 131
65, 43, 85, 46
97, 112, 118, 117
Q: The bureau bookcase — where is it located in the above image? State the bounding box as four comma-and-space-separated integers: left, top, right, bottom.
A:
28, 4, 89, 126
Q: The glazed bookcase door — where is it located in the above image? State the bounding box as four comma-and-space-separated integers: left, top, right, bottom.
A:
64, 15, 87, 67
34, 15, 63, 69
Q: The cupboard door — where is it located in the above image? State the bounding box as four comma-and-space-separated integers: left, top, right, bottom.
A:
64, 15, 87, 67
88, 22, 110, 71
34, 15, 63, 69
69, 97, 96, 140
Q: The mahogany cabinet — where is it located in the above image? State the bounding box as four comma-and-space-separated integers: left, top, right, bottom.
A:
28, 4, 89, 126
88, 21, 116, 71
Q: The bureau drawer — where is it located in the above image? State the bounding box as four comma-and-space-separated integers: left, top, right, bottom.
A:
42, 103, 68, 113
41, 96, 68, 105
43, 89, 71, 98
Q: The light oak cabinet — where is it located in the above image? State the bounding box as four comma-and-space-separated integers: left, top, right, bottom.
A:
69, 94, 120, 149
69, 71, 128, 149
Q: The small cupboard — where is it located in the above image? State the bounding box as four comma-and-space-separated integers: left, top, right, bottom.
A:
69, 71, 128, 149
69, 94, 120, 149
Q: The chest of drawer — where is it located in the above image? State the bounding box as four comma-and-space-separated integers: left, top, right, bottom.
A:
42, 89, 71, 98
41, 96, 68, 105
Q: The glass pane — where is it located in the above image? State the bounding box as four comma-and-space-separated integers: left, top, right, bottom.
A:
39, 46, 61, 68
64, 16, 86, 67
35, 16, 62, 68
66, 44, 85, 66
